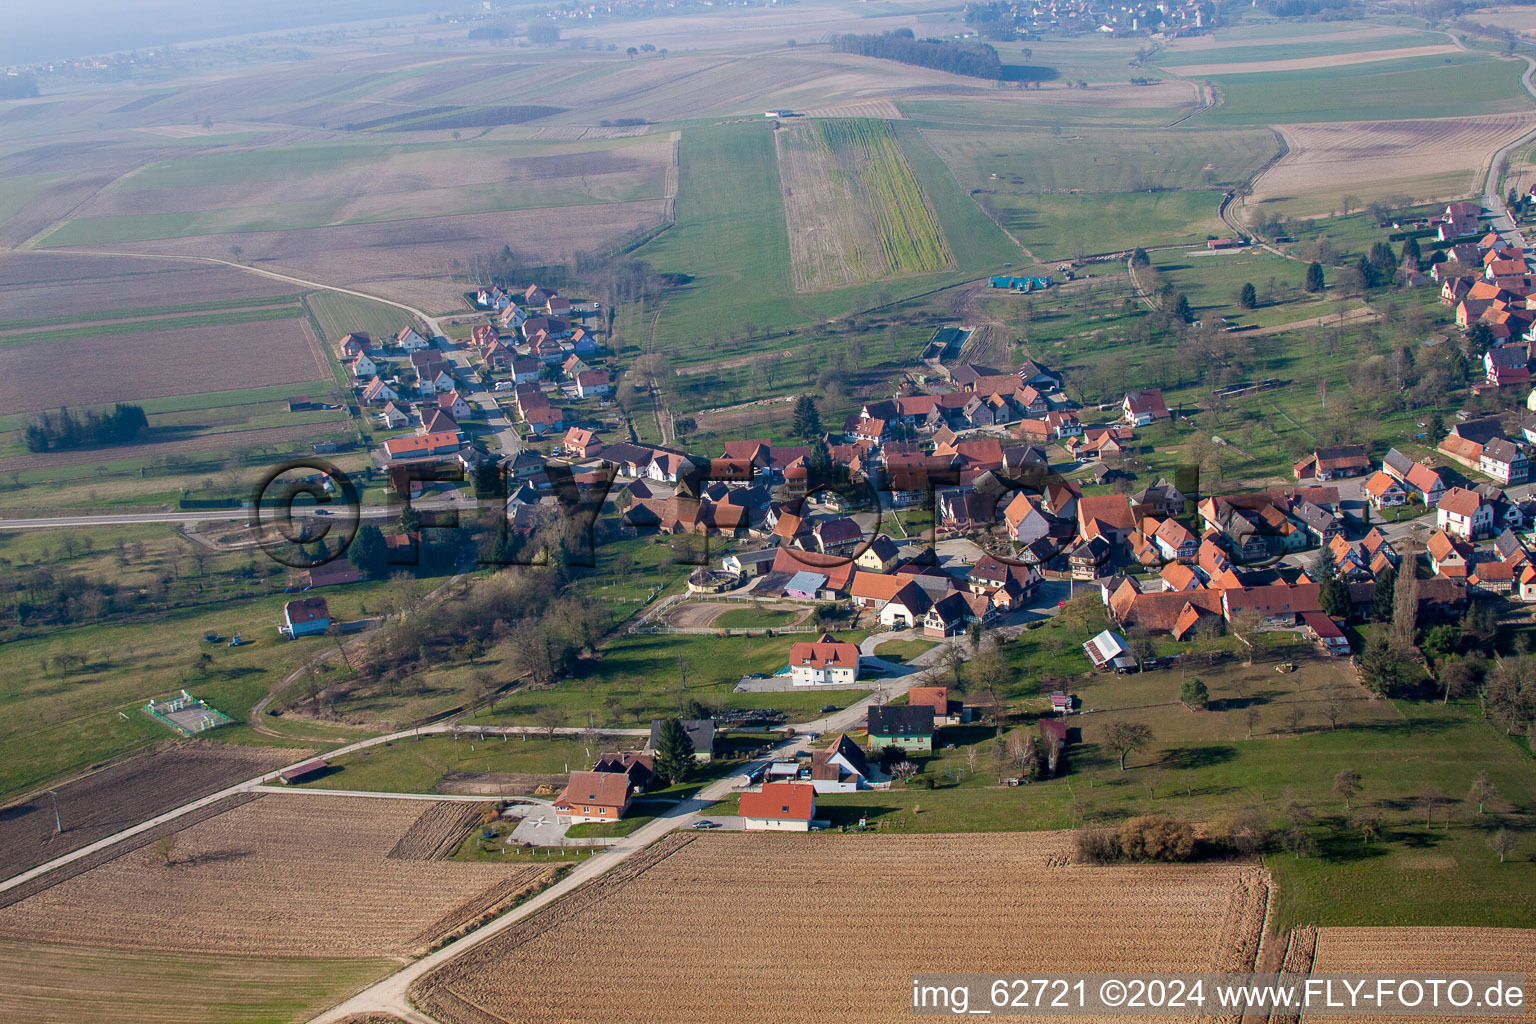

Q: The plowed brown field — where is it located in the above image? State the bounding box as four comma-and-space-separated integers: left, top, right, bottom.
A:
413, 831, 1271, 1024
1303, 927, 1536, 1023
0, 794, 555, 958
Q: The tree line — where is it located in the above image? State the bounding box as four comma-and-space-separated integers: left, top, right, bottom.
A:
830, 29, 1005, 80
23, 404, 148, 453
0, 73, 39, 100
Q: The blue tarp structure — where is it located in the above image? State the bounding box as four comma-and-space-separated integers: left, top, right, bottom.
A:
989, 276, 1053, 291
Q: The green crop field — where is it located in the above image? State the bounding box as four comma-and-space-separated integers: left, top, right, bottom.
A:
305, 290, 416, 345
816, 118, 951, 276
1196, 52, 1534, 124
899, 97, 1188, 128
0, 939, 396, 1024
1155, 31, 1449, 67
992, 191, 1230, 258
922, 126, 1278, 194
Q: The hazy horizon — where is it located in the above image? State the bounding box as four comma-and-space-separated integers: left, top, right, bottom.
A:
1, 0, 460, 67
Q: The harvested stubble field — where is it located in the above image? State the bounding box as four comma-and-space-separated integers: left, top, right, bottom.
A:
0, 794, 556, 958
0, 743, 306, 881
1249, 114, 1536, 216
1299, 927, 1536, 1023
776, 118, 952, 291
413, 831, 1271, 1024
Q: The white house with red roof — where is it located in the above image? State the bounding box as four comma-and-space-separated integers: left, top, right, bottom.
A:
738, 782, 816, 831
788, 634, 861, 686
575, 369, 611, 398
1437, 486, 1493, 541
1121, 389, 1171, 427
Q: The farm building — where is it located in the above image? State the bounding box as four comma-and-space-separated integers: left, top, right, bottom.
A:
554, 770, 636, 824
738, 782, 816, 831
280, 596, 330, 639
1083, 629, 1133, 671
1301, 612, 1351, 656
279, 759, 330, 784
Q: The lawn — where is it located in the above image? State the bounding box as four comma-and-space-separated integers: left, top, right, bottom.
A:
711, 606, 803, 629
293, 733, 630, 794
480, 630, 871, 729
873, 638, 939, 663
1197, 52, 1534, 125
0, 541, 401, 801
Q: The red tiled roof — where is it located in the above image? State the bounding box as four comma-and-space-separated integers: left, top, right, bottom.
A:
739, 782, 815, 822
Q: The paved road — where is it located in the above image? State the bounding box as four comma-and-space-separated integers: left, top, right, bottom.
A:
1479, 53, 1536, 251
308, 753, 780, 1024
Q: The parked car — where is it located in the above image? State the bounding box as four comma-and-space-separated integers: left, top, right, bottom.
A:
691, 820, 719, 830
819, 704, 836, 714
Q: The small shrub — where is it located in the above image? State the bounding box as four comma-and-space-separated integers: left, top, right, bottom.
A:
1074, 827, 1120, 864
1117, 815, 1196, 862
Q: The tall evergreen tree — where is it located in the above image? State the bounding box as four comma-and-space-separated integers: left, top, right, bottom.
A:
348, 524, 387, 578
1320, 577, 1352, 619
1371, 568, 1396, 622
1401, 235, 1422, 266
1238, 282, 1258, 309
1305, 261, 1325, 293
1173, 293, 1193, 323
791, 395, 821, 440
653, 717, 697, 784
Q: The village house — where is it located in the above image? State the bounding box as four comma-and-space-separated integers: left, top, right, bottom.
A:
738, 782, 816, 831
1382, 449, 1447, 505
867, 704, 935, 754
1292, 444, 1370, 481
395, 326, 430, 352
383, 430, 462, 461
855, 534, 901, 574
575, 369, 611, 398
360, 377, 399, 406
562, 427, 602, 459
1364, 470, 1407, 509
1480, 437, 1529, 485
906, 685, 968, 726
553, 770, 635, 824
1121, 388, 1171, 427
378, 400, 413, 430
788, 634, 861, 686
337, 332, 372, 358
1002, 491, 1052, 545
808, 735, 875, 793
1437, 486, 1493, 541
279, 596, 329, 639
1426, 529, 1471, 578
347, 351, 378, 379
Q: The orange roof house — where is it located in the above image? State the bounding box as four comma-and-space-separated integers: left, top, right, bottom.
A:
739, 782, 816, 830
